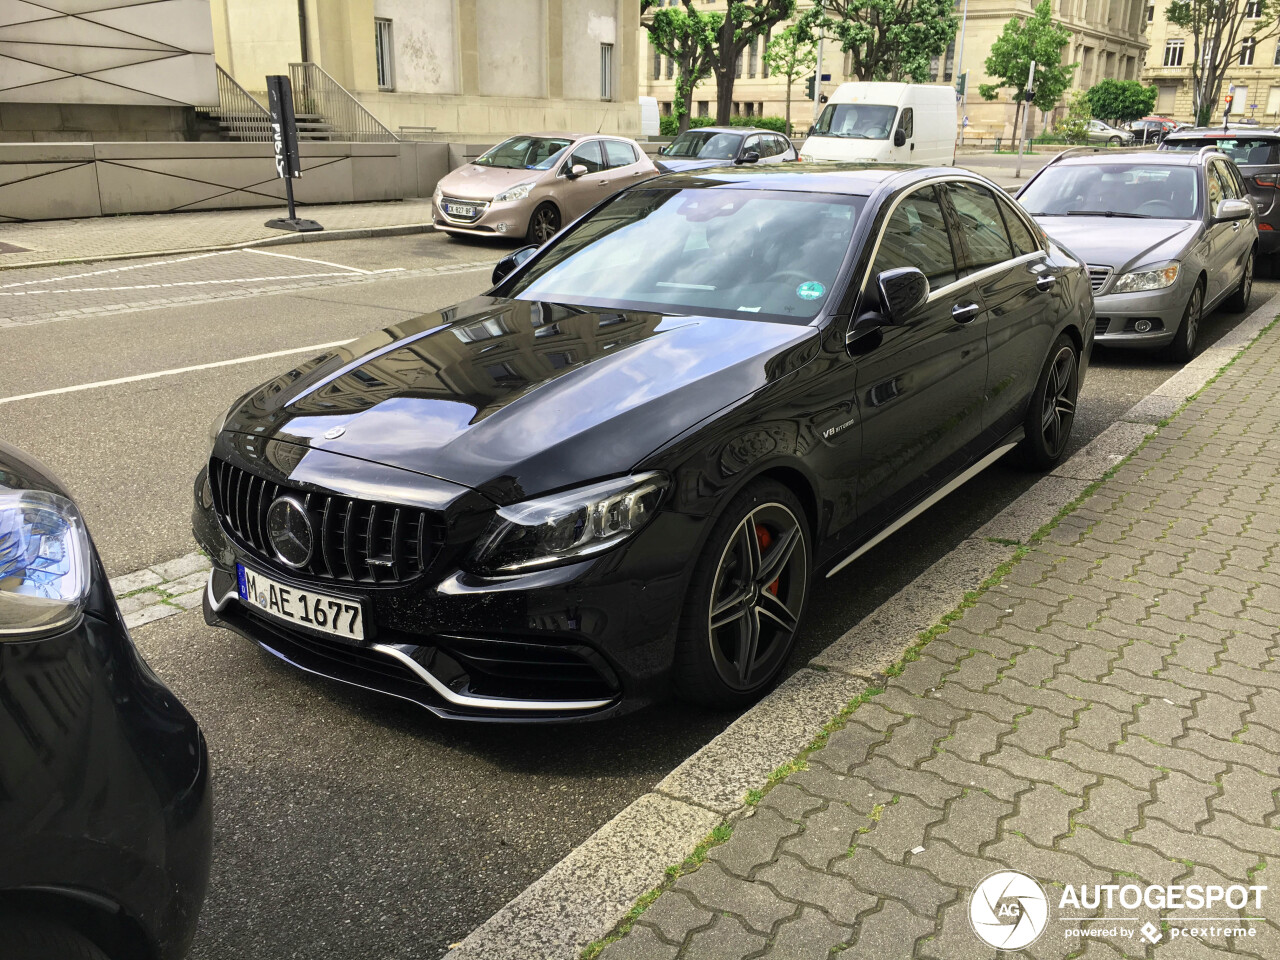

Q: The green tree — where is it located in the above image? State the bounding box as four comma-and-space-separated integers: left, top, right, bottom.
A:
1054, 89, 1092, 143
1167, 0, 1280, 125
763, 24, 818, 136
811, 0, 958, 82
706, 1, 797, 124
1084, 78, 1158, 126
979, 1, 1076, 152
641, 1, 721, 134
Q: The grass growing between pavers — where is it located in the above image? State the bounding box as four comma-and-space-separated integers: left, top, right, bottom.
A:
579, 315, 1280, 960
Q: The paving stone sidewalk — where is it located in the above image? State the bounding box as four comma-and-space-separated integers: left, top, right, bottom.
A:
599, 325, 1280, 960
0, 198, 435, 268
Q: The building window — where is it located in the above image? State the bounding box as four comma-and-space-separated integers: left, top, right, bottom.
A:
762, 28, 771, 77
735, 49, 743, 78
1241, 36, 1257, 65
944, 41, 955, 80
733, 101, 740, 115
1274, 40, 1280, 64
1268, 84, 1280, 113
601, 43, 614, 100
652, 44, 661, 80
665, 54, 673, 79
697, 100, 708, 116
745, 101, 755, 116
662, 101, 672, 116
1164, 38, 1184, 66
1246, 0, 1262, 16
1146, 3, 1154, 19
374, 18, 394, 90
749, 36, 758, 78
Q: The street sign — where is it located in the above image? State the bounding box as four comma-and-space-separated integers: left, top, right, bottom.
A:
264, 74, 321, 233
821, 73, 830, 81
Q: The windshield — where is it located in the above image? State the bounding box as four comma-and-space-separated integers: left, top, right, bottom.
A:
665, 131, 744, 160
507, 187, 866, 322
1019, 164, 1201, 219
475, 136, 572, 170
1163, 137, 1277, 166
811, 104, 898, 139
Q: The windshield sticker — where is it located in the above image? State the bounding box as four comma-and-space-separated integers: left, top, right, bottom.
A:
796, 281, 826, 301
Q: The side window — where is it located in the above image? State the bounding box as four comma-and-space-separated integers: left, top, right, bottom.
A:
871, 185, 958, 290
566, 140, 605, 175
775, 135, 792, 157
996, 196, 1041, 257
602, 139, 637, 168
744, 134, 763, 157
898, 107, 914, 139
1229, 162, 1249, 196
1214, 160, 1243, 198
1206, 163, 1226, 215
947, 181, 1014, 272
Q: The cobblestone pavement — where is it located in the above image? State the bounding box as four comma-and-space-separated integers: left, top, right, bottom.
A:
600, 323, 1280, 959
0, 199, 436, 267
109, 552, 213, 628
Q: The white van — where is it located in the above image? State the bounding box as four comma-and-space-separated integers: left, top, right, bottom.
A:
639, 97, 661, 138
799, 82, 957, 165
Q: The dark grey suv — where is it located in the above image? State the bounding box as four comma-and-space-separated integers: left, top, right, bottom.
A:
1161, 127, 1280, 257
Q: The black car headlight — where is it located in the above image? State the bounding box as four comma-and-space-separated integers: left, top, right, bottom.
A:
468, 473, 669, 575
0, 491, 93, 639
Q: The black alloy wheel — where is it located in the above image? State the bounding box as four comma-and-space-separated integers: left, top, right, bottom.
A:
1018, 333, 1079, 470
1226, 249, 1254, 313
1168, 280, 1204, 363
528, 202, 561, 244
675, 481, 810, 707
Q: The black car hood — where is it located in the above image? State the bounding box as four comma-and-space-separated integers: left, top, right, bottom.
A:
223, 297, 816, 504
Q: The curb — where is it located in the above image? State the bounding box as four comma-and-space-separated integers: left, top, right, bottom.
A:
0, 221, 437, 272
442, 289, 1280, 960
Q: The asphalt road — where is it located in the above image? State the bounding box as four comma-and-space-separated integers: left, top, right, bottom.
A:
1, 231, 1272, 959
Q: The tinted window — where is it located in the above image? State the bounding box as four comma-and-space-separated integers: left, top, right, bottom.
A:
665, 130, 743, 159
1164, 136, 1278, 165
997, 197, 1040, 257
603, 140, 637, 168
1019, 163, 1201, 219
509, 188, 865, 322
476, 135, 572, 170
567, 140, 605, 174
872, 185, 957, 288
898, 108, 914, 138
948, 182, 1013, 271
812, 103, 897, 140
1213, 159, 1243, 198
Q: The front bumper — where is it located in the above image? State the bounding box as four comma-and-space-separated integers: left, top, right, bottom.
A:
432, 194, 535, 239
1091, 279, 1189, 349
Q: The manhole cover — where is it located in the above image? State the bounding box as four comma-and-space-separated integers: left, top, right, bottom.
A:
0, 242, 30, 254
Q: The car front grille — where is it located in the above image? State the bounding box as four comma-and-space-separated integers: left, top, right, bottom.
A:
439, 196, 489, 224
209, 458, 440, 585
1087, 265, 1112, 294
1095, 317, 1111, 335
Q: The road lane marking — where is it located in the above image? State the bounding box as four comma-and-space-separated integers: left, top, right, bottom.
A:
244, 247, 378, 274
0, 273, 357, 296
0, 339, 354, 406
0, 251, 234, 289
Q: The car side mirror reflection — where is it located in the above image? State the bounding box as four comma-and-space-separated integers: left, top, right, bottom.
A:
491, 245, 538, 285
877, 267, 930, 322
893, 129, 907, 148
1215, 198, 1254, 222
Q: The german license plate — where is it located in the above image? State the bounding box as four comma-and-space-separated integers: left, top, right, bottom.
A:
237, 563, 365, 641
444, 202, 475, 217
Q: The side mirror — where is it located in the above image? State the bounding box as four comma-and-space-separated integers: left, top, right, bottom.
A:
877, 267, 929, 322
736, 150, 760, 165
565, 163, 588, 179
893, 129, 907, 148
1215, 198, 1254, 222
492, 244, 538, 284
808, 125, 816, 136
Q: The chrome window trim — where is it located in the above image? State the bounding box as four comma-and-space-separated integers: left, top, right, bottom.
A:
923, 251, 1046, 305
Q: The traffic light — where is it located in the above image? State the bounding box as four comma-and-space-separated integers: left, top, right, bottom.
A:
1225, 93, 1235, 114
805, 74, 817, 99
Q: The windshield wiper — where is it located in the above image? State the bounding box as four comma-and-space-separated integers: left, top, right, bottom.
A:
1064, 210, 1150, 218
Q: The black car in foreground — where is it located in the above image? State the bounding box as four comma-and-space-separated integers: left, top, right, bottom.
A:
1, 441, 212, 959
196, 164, 1093, 722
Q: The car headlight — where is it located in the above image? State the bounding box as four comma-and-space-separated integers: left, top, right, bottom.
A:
1112, 261, 1181, 293
468, 473, 669, 575
0, 491, 93, 639
494, 181, 535, 203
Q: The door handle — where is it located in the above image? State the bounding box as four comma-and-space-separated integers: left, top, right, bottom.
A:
952, 302, 981, 323
1035, 274, 1057, 291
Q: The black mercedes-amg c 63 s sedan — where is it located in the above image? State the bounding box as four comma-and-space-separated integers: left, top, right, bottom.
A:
195, 164, 1094, 722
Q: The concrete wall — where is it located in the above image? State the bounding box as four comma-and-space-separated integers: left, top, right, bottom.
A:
476, 0, 546, 98
0, 0, 218, 107
373, 0, 458, 93
211, 0, 303, 95
563, 0, 617, 101
0, 103, 201, 143
0, 140, 449, 222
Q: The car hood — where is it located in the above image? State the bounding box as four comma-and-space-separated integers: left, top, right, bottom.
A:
437, 163, 542, 201
221, 297, 816, 504
1030, 216, 1201, 272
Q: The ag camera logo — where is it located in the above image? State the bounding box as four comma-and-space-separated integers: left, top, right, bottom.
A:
969, 870, 1050, 950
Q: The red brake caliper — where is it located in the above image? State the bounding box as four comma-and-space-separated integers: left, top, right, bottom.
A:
755, 525, 780, 596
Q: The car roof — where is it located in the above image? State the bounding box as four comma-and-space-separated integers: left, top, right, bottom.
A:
1165, 126, 1280, 138
674, 127, 775, 135
645, 162, 984, 195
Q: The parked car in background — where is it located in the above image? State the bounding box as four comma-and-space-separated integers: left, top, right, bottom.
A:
1160, 126, 1280, 258
798, 82, 957, 164
197, 164, 1091, 723
1, 441, 212, 960
1128, 117, 1179, 144
432, 133, 658, 243
1086, 119, 1136, 146
655, 126, 797, 172
1018, 148, 1256, 361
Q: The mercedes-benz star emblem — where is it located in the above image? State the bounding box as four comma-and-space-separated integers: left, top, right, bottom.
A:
323, 426, 345, 440
266, 496, 314, 569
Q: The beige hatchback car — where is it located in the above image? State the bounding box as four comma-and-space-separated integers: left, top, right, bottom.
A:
432, 133, 659, 243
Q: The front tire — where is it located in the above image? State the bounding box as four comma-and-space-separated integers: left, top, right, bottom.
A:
7, 917, 110, 960
1017, 333, 1079, 471
1108, 135, 1122, 146
526, 202, 561, 244
674, 480, 811, 708
1225, 249, 1255, 313
1167, 279, 1204, 363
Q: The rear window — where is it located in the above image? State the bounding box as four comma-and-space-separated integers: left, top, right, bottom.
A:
1163, 137, 1278, 165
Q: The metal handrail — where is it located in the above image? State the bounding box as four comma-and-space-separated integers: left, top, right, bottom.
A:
288, 62, 398, 142
195, 64, 272, 142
